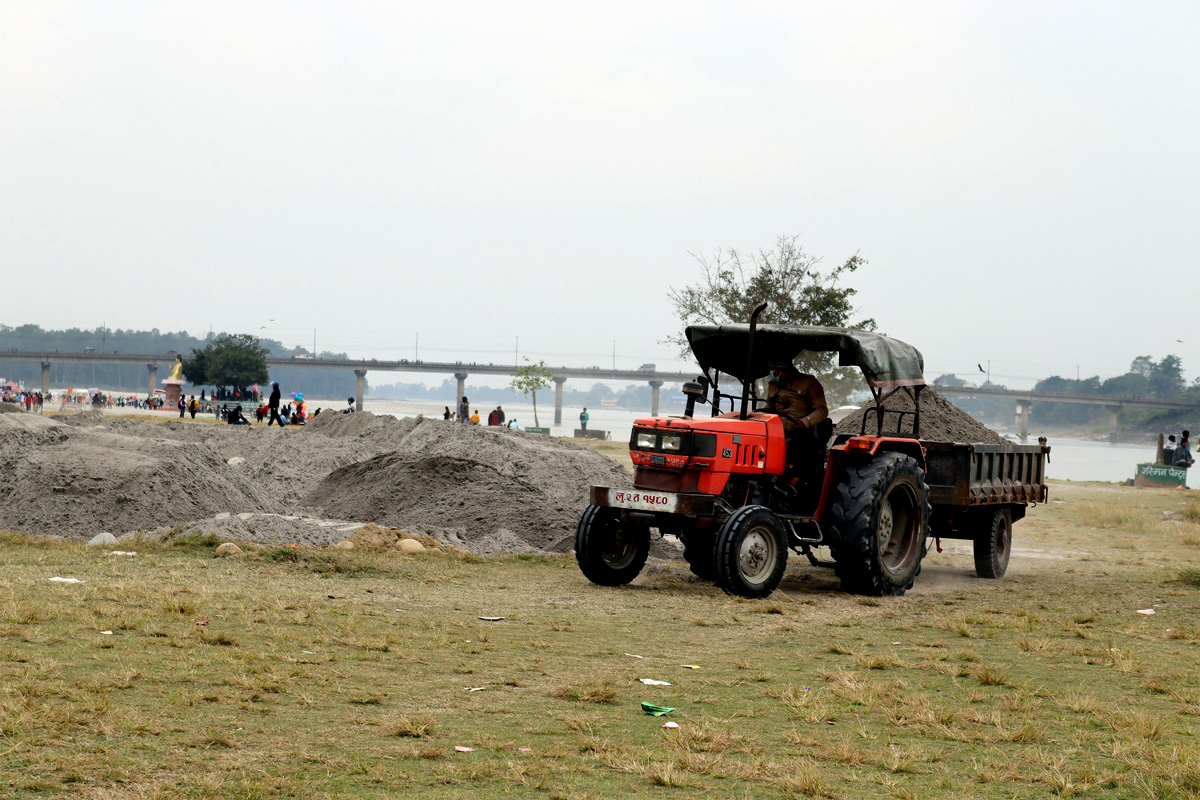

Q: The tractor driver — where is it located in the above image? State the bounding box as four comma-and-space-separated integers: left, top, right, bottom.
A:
765, 362, 829, 480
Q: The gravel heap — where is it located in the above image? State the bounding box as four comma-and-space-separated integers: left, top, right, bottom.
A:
0, 412, 631, 554
835, 387, 1008, 445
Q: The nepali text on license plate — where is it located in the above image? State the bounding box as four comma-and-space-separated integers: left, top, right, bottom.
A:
607, 489, 677, 513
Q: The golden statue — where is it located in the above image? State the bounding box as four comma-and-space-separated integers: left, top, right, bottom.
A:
167, 355, 184, 381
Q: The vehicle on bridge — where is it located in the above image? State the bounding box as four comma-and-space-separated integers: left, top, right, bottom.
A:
575, 304, 1051, 598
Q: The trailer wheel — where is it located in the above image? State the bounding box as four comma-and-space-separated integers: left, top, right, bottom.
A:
682, 529, 717, 581
714, 506, 787, 598
829, 453, 931, 596
973, 507, 1012, 579
575, 505, 650, 586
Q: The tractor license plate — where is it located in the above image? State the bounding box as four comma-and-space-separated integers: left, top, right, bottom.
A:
606, 488, 678, 513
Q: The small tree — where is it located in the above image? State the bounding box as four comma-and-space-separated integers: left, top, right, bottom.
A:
510, 358, 553, 428
184, 333, 269, 396
667, 235, 874, 404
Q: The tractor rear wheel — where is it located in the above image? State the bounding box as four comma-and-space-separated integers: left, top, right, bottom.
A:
973, 507, 1012, 579
829, 453, 930, 596
575, 505, 650, 586
714, 506, 787, 598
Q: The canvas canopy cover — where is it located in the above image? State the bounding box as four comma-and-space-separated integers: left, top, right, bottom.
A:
685, 324, 925, 388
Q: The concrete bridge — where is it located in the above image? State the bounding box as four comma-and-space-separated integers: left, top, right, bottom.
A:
935, 384, 1195, 433
1, 350, 695, 420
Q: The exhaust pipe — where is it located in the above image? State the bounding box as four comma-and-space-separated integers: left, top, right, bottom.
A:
740, 301, 768, 420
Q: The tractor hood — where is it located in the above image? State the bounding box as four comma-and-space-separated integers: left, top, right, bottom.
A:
685, 324, 925, 388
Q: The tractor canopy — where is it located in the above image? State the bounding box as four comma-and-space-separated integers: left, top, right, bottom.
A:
685, 324, 925, 388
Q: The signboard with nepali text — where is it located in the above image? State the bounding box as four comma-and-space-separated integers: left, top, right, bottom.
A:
1134, 463, 1188, 488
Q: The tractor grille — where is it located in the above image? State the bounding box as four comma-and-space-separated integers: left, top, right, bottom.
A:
633, 467, 698, 493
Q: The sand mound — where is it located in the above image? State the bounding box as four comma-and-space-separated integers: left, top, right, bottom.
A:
1, 411, 632, 555
307, 418, 631, 554
835, 387, 1007, 445
0, 415, 281, 537
0, 403, 25, 414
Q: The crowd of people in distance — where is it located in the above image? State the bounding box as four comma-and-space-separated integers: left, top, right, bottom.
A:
444, 396, 521, 429
1, 388, 48, 411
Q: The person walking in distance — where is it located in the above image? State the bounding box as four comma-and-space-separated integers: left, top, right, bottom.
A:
579, 407, 589, 432
458, 395, 470, 425
267, 381, 285, 428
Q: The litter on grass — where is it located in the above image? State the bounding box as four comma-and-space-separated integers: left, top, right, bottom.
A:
640, 678, 672, 686
681, 664, 700, 670
662, 721, 680, 730
49, 577, 83, 583
109, 551, 137, 556
624, 653, 644, 659
454, 746, 475, 753
1136, 609, 1156, 615
641, 702, 675, 716
100, 631, 113, 635
478, 616, 504, 622
195, 621, 209, 626
465, 687, 485, 692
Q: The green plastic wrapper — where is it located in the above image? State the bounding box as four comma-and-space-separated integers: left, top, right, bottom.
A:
640, 702, 675, 716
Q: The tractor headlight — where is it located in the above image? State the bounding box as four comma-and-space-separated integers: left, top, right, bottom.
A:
635, 432, 657, 450
660, 434, 683, 452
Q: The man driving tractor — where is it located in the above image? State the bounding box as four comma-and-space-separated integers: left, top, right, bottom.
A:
765, 361, 829, 483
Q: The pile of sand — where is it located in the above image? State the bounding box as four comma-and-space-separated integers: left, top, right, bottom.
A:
835, 387, 1007, 445
306, 417, 630, 553
0, 412, 631, 555
0, 414, 282, 537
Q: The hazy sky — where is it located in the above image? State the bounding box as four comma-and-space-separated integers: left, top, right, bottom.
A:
3, 1, 1197, 390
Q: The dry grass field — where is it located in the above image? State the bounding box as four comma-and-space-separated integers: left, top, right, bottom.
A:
3, 480, 1200, 799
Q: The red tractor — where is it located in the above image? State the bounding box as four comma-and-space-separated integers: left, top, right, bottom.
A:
575, 303, 1049, 598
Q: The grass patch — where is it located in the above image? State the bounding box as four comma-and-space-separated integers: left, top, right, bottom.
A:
2, 481, 1200, 798
1178, 568, 1200, 588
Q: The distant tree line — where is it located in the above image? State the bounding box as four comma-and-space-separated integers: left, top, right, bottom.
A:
936, 355, 1199, 429
0, 324, 360, 398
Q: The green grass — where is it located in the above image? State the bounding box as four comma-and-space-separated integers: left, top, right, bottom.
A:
2, 480, 1200, 798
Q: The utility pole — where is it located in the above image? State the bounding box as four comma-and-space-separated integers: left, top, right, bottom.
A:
1076, 365, 1080, 383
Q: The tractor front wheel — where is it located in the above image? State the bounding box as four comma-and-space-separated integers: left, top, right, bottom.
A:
714, 506, 787, 598
829, 453, 930, 596
575, 505, 650, 586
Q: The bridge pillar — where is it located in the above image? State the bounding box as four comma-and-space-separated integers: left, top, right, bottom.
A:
354, 369, 367, 412
649, 380, 663, 417
553, 376, 566, 424
1016, 400, 1031, 442
40, 362, 51, 396
454, 372, 468, 414
146, 363, 158, 400
1108, 405, 1121, 442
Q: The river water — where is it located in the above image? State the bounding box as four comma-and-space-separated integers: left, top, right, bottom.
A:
357, 398, 1191, 488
